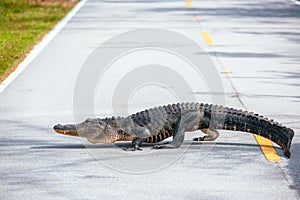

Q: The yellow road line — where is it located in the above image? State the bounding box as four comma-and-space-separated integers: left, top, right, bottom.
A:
201, 31, 214, 45
221, 70, 232, 74
254, 135, 281, 161
185, 0, 192, 7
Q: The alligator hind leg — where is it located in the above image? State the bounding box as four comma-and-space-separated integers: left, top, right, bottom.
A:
153, 111, 203, 149
193, 129, 219, 141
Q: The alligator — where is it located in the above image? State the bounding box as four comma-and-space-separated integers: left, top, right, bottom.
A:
53, 102, 294, 158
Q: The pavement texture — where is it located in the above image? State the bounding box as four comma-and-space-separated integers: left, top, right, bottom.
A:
0, 0, 300, 199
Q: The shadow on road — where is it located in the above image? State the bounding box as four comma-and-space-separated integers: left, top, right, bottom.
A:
287, 143, 300, 196
31, 141, 281, 150
140, 2, 300, 19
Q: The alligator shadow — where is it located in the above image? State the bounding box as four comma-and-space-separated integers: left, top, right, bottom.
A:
31, 141, 281, 150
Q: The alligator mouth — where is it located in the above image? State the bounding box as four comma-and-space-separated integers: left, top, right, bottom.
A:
53, 124, 81, 137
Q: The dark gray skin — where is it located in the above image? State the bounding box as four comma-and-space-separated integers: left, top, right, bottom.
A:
53, 102, 294, 158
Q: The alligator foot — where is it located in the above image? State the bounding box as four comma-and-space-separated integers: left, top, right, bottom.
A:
193, 137, 205, 141
122, 137, 144, 151
193, 129, 220, 141
123, 146, 143, 151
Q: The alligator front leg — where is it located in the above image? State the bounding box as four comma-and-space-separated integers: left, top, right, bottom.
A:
123, 127, 151, 151
123, 138, 144, 151
153, 111, 203, 149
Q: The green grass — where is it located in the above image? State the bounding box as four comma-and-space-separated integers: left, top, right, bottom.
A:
0, 0, 76, 82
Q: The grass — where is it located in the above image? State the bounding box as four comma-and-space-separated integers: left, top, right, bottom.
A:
0, 0, 77, 83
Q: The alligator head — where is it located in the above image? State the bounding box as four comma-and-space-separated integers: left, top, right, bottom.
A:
53, 118, 113, 143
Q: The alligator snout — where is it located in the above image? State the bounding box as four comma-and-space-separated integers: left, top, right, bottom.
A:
53, 124, 79, 136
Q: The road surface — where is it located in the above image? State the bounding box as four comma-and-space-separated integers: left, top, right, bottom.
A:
0, 0, 299, 199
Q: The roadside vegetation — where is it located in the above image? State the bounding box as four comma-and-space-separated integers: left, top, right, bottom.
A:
0, 0, 77, 83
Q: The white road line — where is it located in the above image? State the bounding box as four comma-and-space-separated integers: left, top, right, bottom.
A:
0, 0, 87, 94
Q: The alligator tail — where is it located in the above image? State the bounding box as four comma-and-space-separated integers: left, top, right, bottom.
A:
208, 106, 294, 158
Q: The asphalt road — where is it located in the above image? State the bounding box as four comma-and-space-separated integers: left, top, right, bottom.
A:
1, 0, 300, 199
